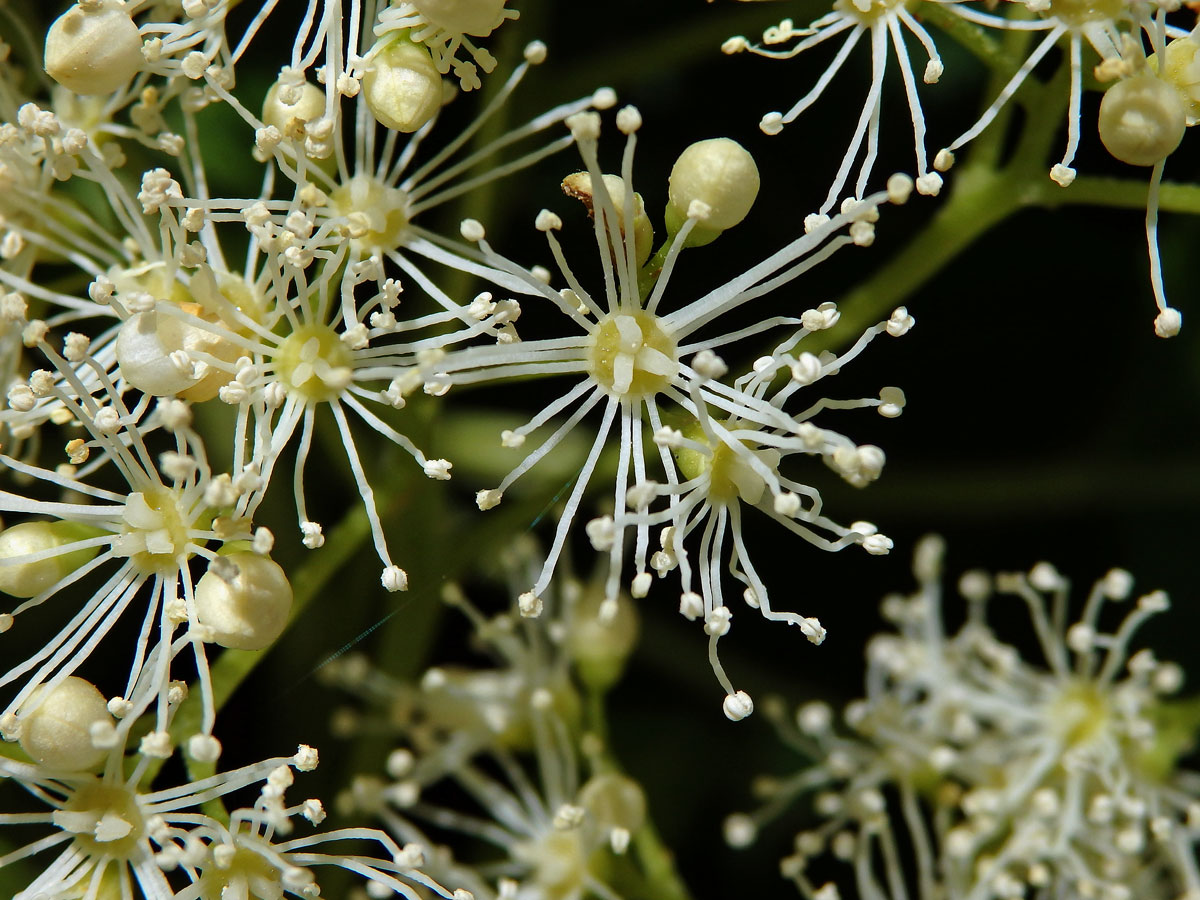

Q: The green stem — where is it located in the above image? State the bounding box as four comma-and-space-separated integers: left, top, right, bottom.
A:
808, 163, 1021, 353
1033, 176, 1200, 214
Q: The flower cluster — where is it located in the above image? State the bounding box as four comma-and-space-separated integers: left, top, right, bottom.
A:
727, 0, 1198, 334
728, 536, 1200, 900
1, 1, 1197, 899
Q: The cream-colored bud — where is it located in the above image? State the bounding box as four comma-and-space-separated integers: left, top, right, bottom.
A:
412, 0, 510, 36
567, 587, 638, 690
1098, 74, 1187, 167
0, 521, 102, 598
666, 138, 760, 247
561, 172, 653, 266
195, 553, 293, 650
44, 0, 142, 96
363, 38, 443, 133
18, 676, 114, 770
262, 78, 326, 132
578, 772, 647, 835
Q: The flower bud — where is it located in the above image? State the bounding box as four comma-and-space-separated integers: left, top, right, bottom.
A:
567, 587, 638, 690
1098, 74, 1186, 167
578, 772, 646, 836
18, 676, 114, 770
113, 264, 248, 401
412, 0, 510, 36
562, 172, 653, 266
0, 521, 102, 599
194, 553, 293, 650
262, 78, 326, 132
364, 37, 443, 133
665, 138, 760, 247
44, 0, 142, 96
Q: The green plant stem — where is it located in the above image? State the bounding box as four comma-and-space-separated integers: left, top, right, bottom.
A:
809, 163, 1021, 352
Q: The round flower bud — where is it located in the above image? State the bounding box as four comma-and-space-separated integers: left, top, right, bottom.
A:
665, 138, 760, 247
18, 676, 114, 771
562, 172, 654, 266
1098, 74, 1187, 167
578, 772, 646, 835
412, 0, 509, 36
262, 78, 326, 132
567, 587, 638, 690
44, 0, 142, 96
194, 553, 293, 650
114, 308, 229, 400
364, 38, 443, 133
0, 520, 103, 599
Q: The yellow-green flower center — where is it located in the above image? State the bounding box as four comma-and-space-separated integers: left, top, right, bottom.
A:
330, 175, 410, 251
117, 487, 195, 574
673, 423, 779, 506
275, 324, 354, 402
53, 781, 145, 860
586, 311, 677, 398
1050, 681, 1111, 749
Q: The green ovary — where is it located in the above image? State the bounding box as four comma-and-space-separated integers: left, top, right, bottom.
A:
673, 422, 778, 506
586, 311, 678, 398
275, 324, 354, 402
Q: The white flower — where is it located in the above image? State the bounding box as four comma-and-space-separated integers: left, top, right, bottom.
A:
732, 536, 1200, 900
433, 110, 899, 648
0, 338, 256, 740
726, 0, 948, 214
374, 0, 521, 91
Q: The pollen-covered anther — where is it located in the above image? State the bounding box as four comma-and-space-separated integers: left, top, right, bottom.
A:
877, 386, 906, 418
423, 458, 452, 480
476, 488, 503, 510
1154, 307, 1182, 338
705, 606, 732, 637
586, 516, 616, 551
723, 690, 754, 722
691, 349, 727, 380
535, 209, 562, 231
381, 566, 409, 592
616, 105, 642, 134
915, 172, 943, 196
886, 306, 915, 336
774, 491, 801, 517
862, 533, 894, 555
801, 302, 840, 331
301, 521, 325, 549
1049, 164, 1077, 187
886, 174, 914, 204
518, 591, 543, 617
